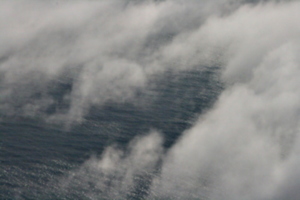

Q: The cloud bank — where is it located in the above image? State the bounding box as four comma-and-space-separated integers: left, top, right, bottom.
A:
152, 2, 300, 200
0, 0, 274, 123
2, 0, 300, 199
0, 0, 238, 123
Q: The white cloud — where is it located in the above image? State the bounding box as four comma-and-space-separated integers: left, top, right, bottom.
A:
0, 0, 236, 122
149, 2, 300, 199
2, 0, 300, 199
58, 131, 163, 199
2, 0, 266, 123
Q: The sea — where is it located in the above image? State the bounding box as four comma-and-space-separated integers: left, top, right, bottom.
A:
1, 0, 300, 200
1, 69, 222, 199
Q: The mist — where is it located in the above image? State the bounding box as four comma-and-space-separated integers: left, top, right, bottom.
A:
0, 0, 233, 123
2, 0, 300, 199
154, 1, 300, 199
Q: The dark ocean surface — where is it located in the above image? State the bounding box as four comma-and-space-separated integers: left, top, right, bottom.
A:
1, 69, 222, 199
2, 1, 300, 199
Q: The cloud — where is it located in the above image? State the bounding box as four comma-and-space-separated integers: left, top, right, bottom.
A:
148, 1, 300, 200
2, 0, 300, 199
57, 131, 163, 199
0, 0, 254, 123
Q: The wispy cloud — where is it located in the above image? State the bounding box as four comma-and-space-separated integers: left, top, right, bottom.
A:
2, 0, 300, 199
0, 0, 250, 123
0, 0, 145, 121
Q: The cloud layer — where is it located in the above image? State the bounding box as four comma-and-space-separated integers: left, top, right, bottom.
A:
0, 0, 238, 123
2, 0, 300, 199
151, 1, 300, 199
